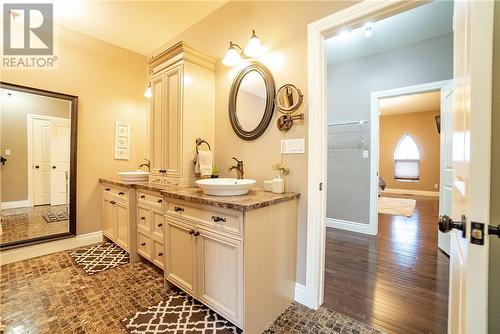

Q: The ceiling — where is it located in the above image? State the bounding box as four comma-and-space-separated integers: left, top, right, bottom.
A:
379, 91, 440, 116
325, 1, 453, 65
52, 1, 227, 55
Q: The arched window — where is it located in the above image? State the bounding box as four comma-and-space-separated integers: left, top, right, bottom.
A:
394, 135, 420, 181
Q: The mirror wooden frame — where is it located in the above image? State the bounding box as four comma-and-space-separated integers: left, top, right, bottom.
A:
228, 62, 275, 140
0, 82, 78, 250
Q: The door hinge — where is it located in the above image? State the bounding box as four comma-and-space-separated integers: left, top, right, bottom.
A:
470, 222, 500, 245
319, 182, 323, 191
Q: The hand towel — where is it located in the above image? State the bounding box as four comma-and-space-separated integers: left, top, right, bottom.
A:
197, 150, 212, 177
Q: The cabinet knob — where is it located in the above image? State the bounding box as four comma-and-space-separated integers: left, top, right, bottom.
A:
105, 188, 111, 191
193, 231, 200, 237
141, 242, 146, 246
211, 216, 227, 223
140, 195, 145, 199
189, 230, 195, 235
52, 166, 56, 169
158, 252, 163, 257
157, 223, 163, 227
157, 199, 163, 203
110, 201, 116, 205
140, 216, 145, 220
35, 165, 40, 169
174, 206, 184, 212
118, 192, 124, 196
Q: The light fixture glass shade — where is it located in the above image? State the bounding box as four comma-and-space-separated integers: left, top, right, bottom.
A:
144, 85, 152, 98
243, 30, 266, 58
223, 45, 243, 67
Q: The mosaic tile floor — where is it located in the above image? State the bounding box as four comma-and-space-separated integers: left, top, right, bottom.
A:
1, 205, 69, 245
0, 247, 382, 334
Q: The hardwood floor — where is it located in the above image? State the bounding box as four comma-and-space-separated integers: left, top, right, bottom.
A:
323, 194, 449, 334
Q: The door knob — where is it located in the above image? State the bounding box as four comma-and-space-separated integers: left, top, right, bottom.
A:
438, 214, 466, 238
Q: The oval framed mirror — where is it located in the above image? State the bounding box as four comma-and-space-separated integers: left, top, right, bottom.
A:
228, 62, 275, 140
275, 84, 303, 114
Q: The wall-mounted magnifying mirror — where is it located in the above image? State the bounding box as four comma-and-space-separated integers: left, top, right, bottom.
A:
229, 62, 275, 140
275, 84, 303, 114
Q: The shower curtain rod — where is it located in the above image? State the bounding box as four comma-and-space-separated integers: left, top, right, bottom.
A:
327, 120, 368, 127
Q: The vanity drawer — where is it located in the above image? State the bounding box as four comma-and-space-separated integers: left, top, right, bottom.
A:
166, 201, 243, 237
137, 206, 152, 234
137, 232, 152, 260
152, 240, 165, 269
137, 190, 164, 209
102, 184, 129, 201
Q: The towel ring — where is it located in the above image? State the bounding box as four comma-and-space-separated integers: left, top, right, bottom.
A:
195, 138, 211, 153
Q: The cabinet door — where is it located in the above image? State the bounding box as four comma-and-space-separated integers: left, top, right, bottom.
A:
152, 240, 164, 269
150, 73, 166, 175
165, 65, 182, 178
115, 201, 129, 251
152, 208, 164, 242
165, 219, 196, 295
103, 196, 116, 239
197, 229, 243, 326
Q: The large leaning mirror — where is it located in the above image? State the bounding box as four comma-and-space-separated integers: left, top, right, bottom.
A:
229, 62, 275, 140
0, 82, 78, 249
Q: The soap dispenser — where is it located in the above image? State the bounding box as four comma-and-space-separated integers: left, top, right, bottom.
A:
272, 170, 285, 194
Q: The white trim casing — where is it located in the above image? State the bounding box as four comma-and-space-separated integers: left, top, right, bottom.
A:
0, 231, 103, 265
294, 283, 307, 305
1, 200, 30, 210
382, 188, 439, 197
306, 0, 430, 311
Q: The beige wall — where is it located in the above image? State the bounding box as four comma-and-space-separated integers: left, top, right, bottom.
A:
159, 1, 354, 285
489, 3, 500, 333
379, 110, 440, 192
1, 91, 71, 202
1, 26, 148, 235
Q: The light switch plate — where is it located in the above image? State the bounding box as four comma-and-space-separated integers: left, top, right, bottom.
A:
281, 138, 305, 154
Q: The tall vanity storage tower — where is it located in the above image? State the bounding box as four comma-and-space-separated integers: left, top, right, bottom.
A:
147, 42, 216, 186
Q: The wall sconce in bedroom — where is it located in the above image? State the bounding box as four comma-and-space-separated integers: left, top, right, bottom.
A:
144, 84, 152, 98
222, 30, 267, 67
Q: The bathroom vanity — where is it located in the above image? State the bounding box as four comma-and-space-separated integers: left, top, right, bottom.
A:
100, 178, 299, 334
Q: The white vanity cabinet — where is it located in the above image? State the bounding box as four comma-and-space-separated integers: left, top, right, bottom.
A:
148, 42, 216, 187
164, 198, 297, 333
136, 189, 165, 269
101, 183, 137, 259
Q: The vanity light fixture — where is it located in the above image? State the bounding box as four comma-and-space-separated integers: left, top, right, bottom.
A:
144, 84, 152, 98
222, 30, 267, 67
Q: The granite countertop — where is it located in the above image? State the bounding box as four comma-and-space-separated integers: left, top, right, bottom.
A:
99, 178, 300, 212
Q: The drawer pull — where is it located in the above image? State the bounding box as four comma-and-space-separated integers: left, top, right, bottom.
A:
140, 195, 145, 199
193, 231, 200, 237
189, 230, 195, 235
157, 199, 163, 203
140, 216, 145, 220
110, 201, 116, 205
174, 206, 184, 212
211, 216, 227, 223
141, 242, 146, 246
105, 188, 110, 191
158, 252, 163, 257
157, 223, 163, 227
118, 192, 124, 196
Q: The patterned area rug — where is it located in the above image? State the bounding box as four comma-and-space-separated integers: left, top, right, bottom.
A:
42, 211, 69, 223
69, 243, 129, 275
378, 196, 416, 217
122, 291, 242, 334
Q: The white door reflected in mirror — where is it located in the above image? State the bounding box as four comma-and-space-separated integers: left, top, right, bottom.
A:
236, 70, 267, 132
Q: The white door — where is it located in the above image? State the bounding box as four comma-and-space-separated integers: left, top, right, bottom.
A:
445, 1, 494, 333
50, 117, 70, 205
438, 82, 454, 255
32, 118, 51, 205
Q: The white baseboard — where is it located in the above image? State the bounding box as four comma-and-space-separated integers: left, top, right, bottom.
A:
0, 231, 103, 265
294, 282, 307, 305
1, 200, 31, 210
325, 218, 375, 235
383, 188, 439, 197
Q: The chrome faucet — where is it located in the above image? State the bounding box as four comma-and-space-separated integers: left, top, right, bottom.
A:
228, 157, 244, 179
138, 159, 151, 172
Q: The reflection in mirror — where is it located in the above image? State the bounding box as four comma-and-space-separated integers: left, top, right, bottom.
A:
275, 84, 303, 114
236, 70, 267, 131
0, 83, 77, 249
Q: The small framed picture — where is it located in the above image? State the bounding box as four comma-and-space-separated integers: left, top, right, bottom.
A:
114, 123, 130, 160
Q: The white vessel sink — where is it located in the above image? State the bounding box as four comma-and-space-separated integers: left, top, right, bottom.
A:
117, 171, 149, 182
195, 178, 256, 196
